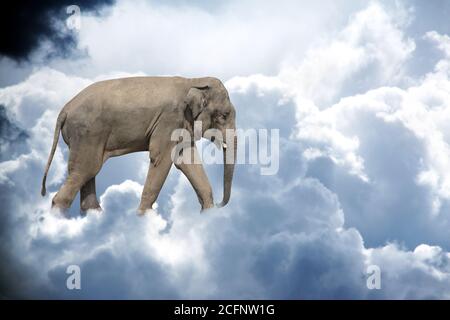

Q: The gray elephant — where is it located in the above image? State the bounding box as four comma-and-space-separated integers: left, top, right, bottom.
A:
41, 76, 236, 213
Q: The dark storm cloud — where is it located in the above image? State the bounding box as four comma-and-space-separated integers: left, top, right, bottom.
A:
0, 106, 29, 299
0, 0, 115, 60
0, 105, 28, 161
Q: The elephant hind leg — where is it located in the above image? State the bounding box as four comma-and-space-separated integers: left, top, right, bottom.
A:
80, 177, 101, 212
52, 144, 104, 211
52, 171, 92, 211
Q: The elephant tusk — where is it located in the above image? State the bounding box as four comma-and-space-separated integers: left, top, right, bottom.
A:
212, 139, 224, 150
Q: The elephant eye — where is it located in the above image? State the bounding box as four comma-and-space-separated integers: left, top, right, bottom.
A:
215, 112, 227, 121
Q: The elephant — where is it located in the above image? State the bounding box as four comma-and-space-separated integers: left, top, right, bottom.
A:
40, 76, 237, 213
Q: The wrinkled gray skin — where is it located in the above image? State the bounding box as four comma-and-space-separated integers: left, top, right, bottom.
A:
41, 76, 236, 213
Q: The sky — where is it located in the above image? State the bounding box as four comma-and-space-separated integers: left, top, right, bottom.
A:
1, 0, 450, 299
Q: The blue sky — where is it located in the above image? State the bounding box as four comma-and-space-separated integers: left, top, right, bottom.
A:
1, 0, 450, 299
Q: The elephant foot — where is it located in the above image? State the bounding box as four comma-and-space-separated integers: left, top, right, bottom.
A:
80, 204, 102, 213
137, 207, 157, 216
81, 196, 102, 213
200, 203, 215, 213
137, 202, 153, 215
137, 207, 147, 216
138, 198, 158, 215
51, 196, 71, 214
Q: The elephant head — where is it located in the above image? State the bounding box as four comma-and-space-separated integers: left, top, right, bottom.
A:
184, 78, 237, 207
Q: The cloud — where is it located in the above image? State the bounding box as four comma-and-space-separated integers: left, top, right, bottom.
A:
279, 2, 415, 107
289, 29, 450, 249
0, 105, 29, 161
39, 0, 368, 80
366, 243, 450, 299
223, 2, 450, 251
221, 2, 450, 297
2, 1, 450, 299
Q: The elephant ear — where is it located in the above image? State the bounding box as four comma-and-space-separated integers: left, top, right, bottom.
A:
185, 86, 209, 120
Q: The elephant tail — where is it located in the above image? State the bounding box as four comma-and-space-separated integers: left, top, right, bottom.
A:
41, 111, 67, 196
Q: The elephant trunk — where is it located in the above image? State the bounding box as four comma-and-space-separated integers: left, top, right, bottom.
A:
217, 134, 236, 208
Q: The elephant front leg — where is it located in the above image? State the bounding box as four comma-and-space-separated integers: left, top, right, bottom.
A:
174, 144, 214, 211
138, 149, 173, 214
80, 177, 101, 212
